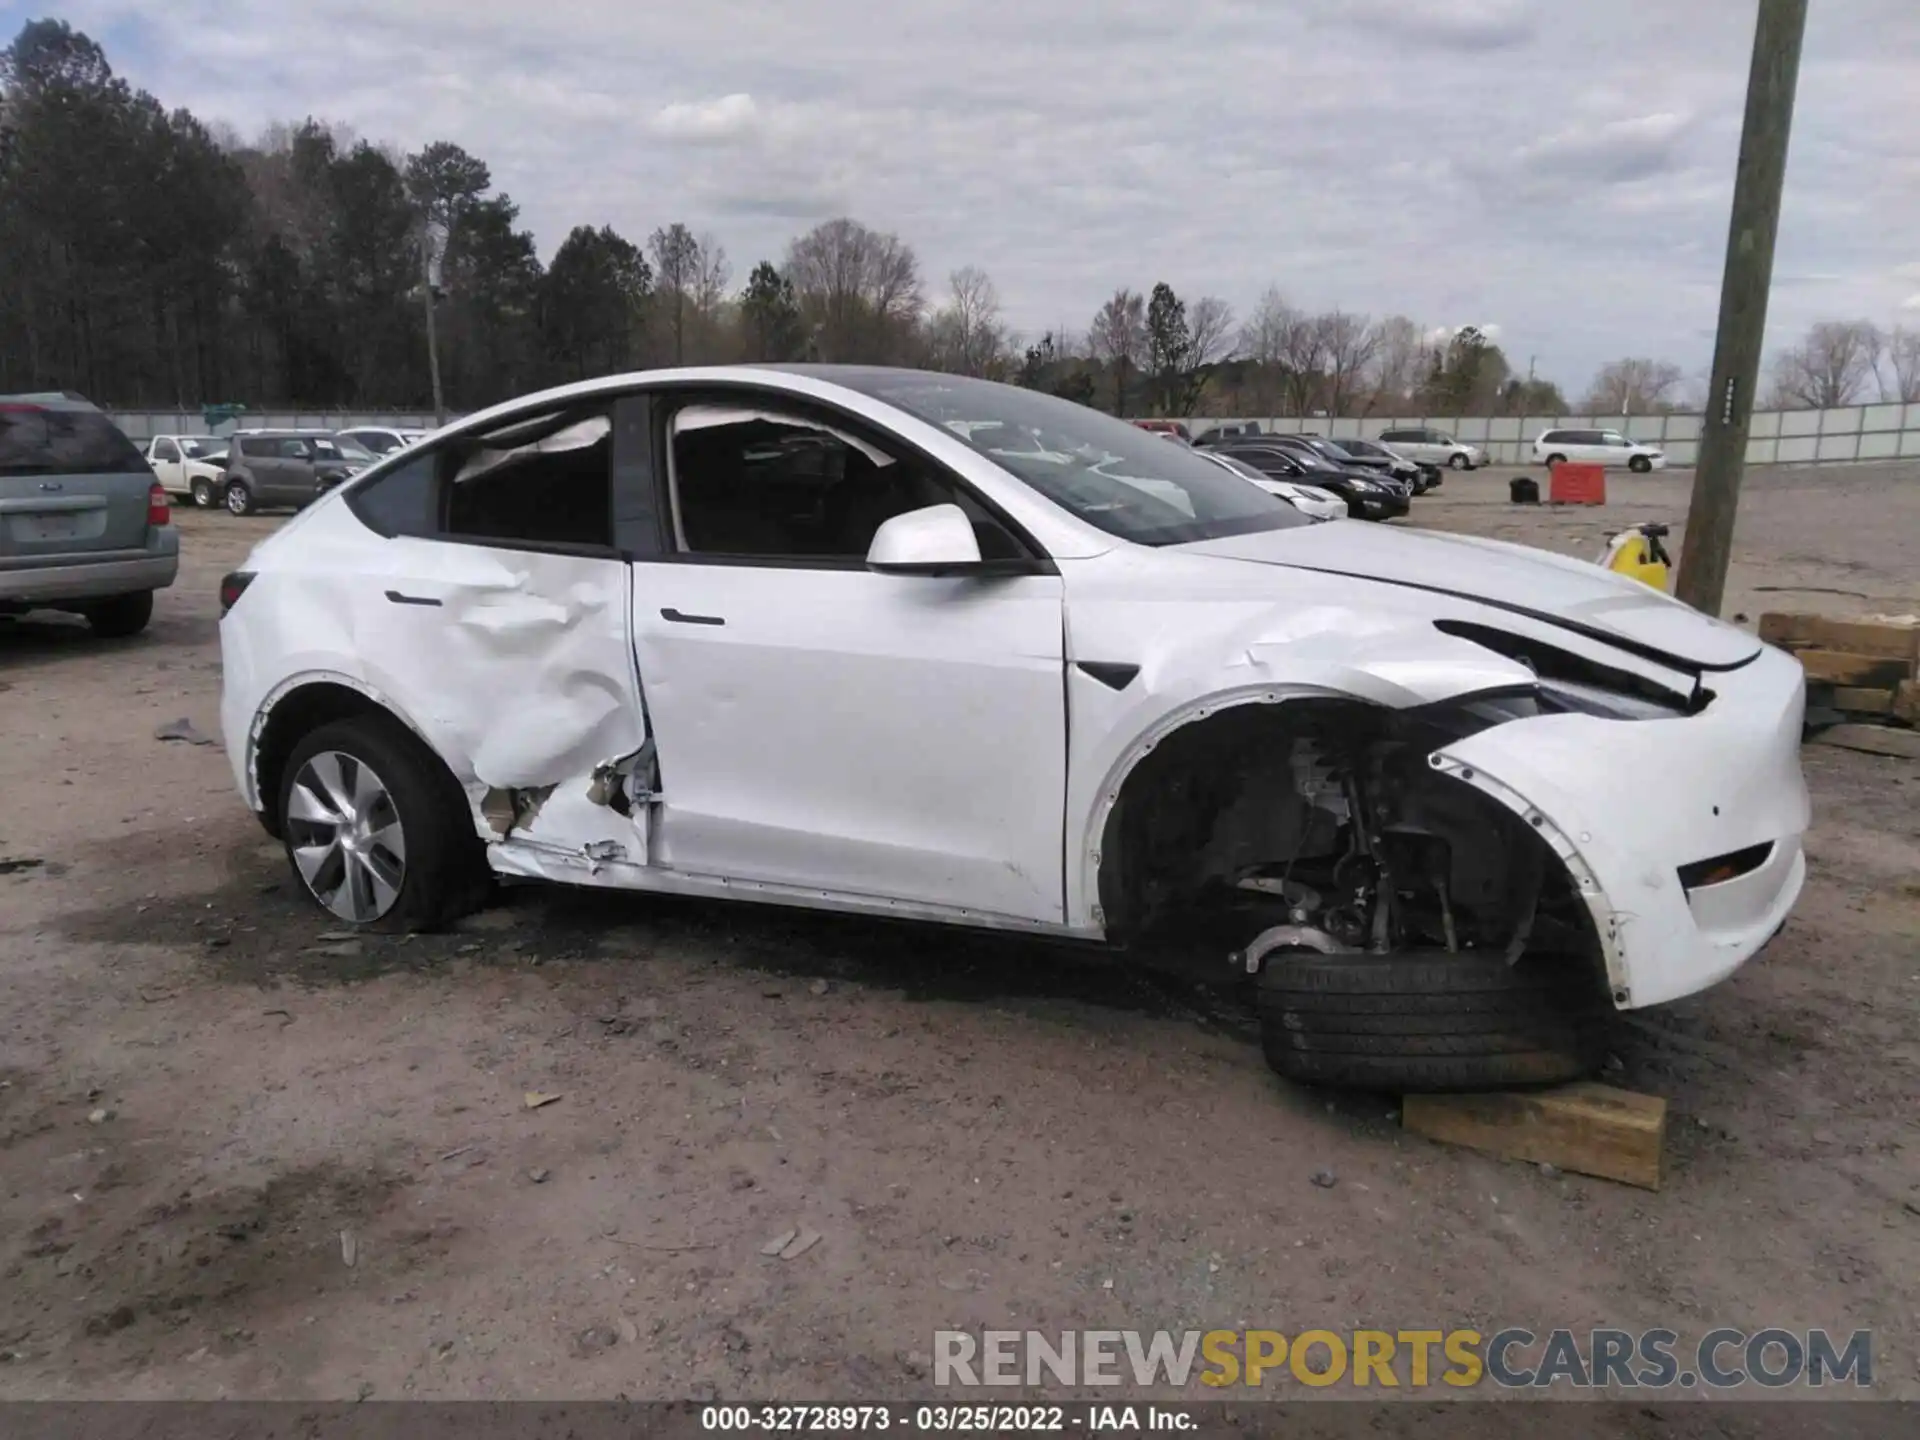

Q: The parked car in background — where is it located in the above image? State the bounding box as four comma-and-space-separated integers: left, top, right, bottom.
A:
1533, 428, 1668, 473
338, 426, 429, 458
1335, 436, 1438, 491
1192, 422, 1264, 447
146, 434, 230, 508
217, 364, 1809, 1094
1286, 434, 1428, 493
1, 392, 177, 636
1378, 427, 1488, 471
1133, 419, 1192, 443
1214, 440, 1409, 521
221, 430, 375, 515
1257, 436, 1415, 502
1199, 450, 1348, 520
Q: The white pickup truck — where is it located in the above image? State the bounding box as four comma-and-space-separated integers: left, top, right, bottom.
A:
145, 435, 230, 508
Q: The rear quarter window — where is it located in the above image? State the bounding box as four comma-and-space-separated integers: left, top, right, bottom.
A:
0, 405, 149, 476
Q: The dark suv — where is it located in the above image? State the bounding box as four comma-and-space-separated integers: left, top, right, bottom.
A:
1, 392, 177, 637
222, 431, 374, 515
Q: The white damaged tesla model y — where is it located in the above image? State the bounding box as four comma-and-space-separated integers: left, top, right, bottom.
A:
218, 367, 1809, 1091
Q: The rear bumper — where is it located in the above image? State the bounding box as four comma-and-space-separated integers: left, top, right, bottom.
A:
1432, 644, 1810, 1010
0, 534, 179, 604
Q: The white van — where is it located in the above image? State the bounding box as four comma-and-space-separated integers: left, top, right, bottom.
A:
1533, 428, 1668, 472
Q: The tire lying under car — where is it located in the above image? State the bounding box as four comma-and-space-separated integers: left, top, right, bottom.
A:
1256, 948, 1612, 1091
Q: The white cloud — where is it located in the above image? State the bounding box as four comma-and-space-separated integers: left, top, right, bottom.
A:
649, 93, 762, 144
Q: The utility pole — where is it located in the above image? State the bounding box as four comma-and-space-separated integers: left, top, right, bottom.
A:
1675, 0, 1808, 614
419, 220, 446, 427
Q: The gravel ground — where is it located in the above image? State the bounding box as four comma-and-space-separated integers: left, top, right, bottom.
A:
1, 463, 1916, 1405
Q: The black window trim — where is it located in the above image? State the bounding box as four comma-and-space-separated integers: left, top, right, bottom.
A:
344, 397, 625, 562
635, 380, 1059, 576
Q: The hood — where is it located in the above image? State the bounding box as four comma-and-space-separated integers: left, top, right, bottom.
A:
1178, 522, 1761, 670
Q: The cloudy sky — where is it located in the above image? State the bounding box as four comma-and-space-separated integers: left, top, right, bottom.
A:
12, 0, 1920, 397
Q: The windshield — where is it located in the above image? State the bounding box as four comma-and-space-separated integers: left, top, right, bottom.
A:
1256, 443, 1338, 474
836, 372, 1309, 545
180, 437, 227, 460
327, 436, 376, 462
1301, 437, 1358, 461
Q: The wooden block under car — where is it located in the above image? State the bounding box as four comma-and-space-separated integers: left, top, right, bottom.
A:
1793, 650, 1915, 689
1823, 686, 1895, 715
1895, 681, 1920, 727
1812, 724, 1920, 761
1758, 613, 1920, 660
1401, 1083, 1667, 1190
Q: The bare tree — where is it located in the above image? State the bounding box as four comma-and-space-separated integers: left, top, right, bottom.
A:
648, 223, 701, 364
1235, 288, 1325, 414
1187, 297, 1235, 367
784, 217, 923, 362
692, 231, 731, 316
1319, 311, 1380, 417
1366, 315, 1427, 412
1583, 357, 1686, 415
1769, 320, 1883, 409
1087, 288, 1146, 414
1886, 325, 1920, 404
925, 266, 1010, 377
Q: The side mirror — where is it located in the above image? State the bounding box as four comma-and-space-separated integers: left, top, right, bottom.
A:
866, 503, 983, 575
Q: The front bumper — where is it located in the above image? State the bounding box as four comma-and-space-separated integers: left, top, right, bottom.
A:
1431, 644, 1810, 1010
1, 533, 180, 604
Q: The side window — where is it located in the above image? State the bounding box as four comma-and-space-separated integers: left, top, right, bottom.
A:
445, 405, 614, 549
667, 402, 1022, 564
348, 452, 438, 537
152, 438, 181, 462
279, 438, 314, 460
361, 432, 399, 455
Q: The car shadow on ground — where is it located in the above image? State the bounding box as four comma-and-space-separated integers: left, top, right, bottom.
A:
44, 833, 1261, 1043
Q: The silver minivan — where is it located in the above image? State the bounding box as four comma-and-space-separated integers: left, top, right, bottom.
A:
0, 393, 178, 637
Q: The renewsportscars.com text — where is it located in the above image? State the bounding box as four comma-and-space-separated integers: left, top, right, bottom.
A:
934, 1327, 1873, 1390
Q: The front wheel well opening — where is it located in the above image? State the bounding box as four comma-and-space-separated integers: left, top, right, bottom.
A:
1095, 698, 1607, 990
252, 683, 390, 838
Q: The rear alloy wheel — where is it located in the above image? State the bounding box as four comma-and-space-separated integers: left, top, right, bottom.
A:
1545, 453, 1568, 469
225, 480, 255, 516
1629, 455, 1653, 474
86, 590, 154, 639
278, 715, 487, 932
191, 477, 215, 508
1256, 948, 1612, 1092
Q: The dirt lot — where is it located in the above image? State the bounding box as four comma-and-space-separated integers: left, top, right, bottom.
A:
1, 463, 1917, 1403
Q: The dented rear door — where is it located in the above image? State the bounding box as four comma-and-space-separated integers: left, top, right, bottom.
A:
344, 404, 652, 866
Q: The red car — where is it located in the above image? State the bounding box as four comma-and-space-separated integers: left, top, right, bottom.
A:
1133, 419, 1192, 443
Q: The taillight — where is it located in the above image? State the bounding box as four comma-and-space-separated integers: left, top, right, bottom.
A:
148, 482, 171, 526
219, 570, 255, 616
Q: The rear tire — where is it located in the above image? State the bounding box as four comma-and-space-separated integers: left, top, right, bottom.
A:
86, 590, 154, 639
277, 713, 488, 933
225, 480, 255, 516
1257, 949, 1612, 1092
1545, 453, 1567, 469
191, 477, 215, 508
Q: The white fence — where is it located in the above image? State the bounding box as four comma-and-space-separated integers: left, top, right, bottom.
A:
104, 402, 1920, 468
108, 411, 444, 442
1181, 403, 1920, 468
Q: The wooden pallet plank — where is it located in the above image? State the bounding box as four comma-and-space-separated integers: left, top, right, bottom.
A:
1795, 650, 1915, 688
1827, 686, 1895, 715
1895, 681, 1920, 727
1401, 1083, 1666, 1190
1812, 724, 1920, 760
1759, 613, 1920, 659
